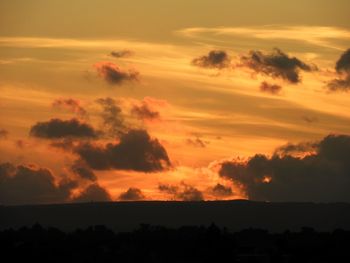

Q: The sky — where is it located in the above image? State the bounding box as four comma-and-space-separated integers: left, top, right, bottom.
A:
1, 0, 350, 205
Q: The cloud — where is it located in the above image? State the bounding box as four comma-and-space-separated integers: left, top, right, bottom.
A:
335, 48, 350, 73
177, 26, 350, 50
94, 61, 139, 85
0, 129, 8, 139
186, 136, 208, 148
72, 183, 112, 203
218, 134, 350, 202
15, 139, 29, 149
75, 129, 171, 172
52, 98, 87, 119
259, 81, 282, 95
211, 183, 233, 197
327, 75, 350, 91
241, 48, 314, 84
302, 116, 318, 124
192, 50, 231, 69
0, 162, 77, 205
118, 187, 145, 201
96, 97, 127, 136
158, 183, 203, 201
110, 50, 133, 58
70, 160, 97, 181
49, 138, 76, 150
177, 186, 203, 201
158, 184, 179, 195
30, 118, 98, 139
274, 141, 318, 157
131, 103, 160, 121
130, 97, 168, 122
327, 49, 350, 91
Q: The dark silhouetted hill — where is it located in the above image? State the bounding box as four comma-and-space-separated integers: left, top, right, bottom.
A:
1, 200, 350, 232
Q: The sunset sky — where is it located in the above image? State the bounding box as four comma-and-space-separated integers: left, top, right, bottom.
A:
1, 0, 350, 205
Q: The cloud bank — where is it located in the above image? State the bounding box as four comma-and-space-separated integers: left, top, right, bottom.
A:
219, 134, 350, 202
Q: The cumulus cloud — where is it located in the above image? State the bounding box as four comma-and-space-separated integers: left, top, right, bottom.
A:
75, 129, 171, 172
96, 97, 127, 136
30, 118, 98, 139
219, 134, 350, 202
118, 187, 145, 201
259, 81, 282, 94
72, 183, 112, 203
158, 183, 203, 201
327, 49, 350, 91
70, 160, 97, 181
0, 162, 77, 205
211, 183, 233, 197
110, 50, 133, 58
192, 50, 231, 69
241, 48, 314, 84
0, 128, 8, 139
94, 61, 139, 85
52, 98, 87, 119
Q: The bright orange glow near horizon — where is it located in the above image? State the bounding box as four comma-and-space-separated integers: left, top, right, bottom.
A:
1, 0, 350, 204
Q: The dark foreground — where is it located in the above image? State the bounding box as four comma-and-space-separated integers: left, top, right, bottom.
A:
1, 200, 350, 232
1, 224, 350, 263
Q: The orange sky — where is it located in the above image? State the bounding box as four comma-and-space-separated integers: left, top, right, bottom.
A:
1, 0, 350, 204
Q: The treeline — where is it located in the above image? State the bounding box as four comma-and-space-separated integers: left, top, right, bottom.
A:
1, 224, 350, 262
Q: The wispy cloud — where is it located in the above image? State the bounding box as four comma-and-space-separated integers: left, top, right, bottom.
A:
0, 37, 178, 52
177, 26, 350, 50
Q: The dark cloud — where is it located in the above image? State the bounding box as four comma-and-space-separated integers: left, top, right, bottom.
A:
0, 128, 8, 139
110, 50, 133, 58
219, 134, 350, 202
158, 183, 203, 201
75, 129, 171, 172
211, 183, 233, 197
72, 183, 112, 203
94, 61, 139, 85
118, 187, 145, 201
158, 184, 179, 195
274, 141, 318, 157
175, 185, 203, 201
259, 81, 282, 95
241, 48, 314, 84
30, 118, 98, 139
131, 103, 160, 121
327, 49, 350, 91
52, 98, 87, 118
96, 97, 127, 136
335, 48, 350, 73
192, 50, 231, 69
70, 160, 97, 181
50, 138, 75, 150
0, 162, 77, 205
327, 75, 350, 91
